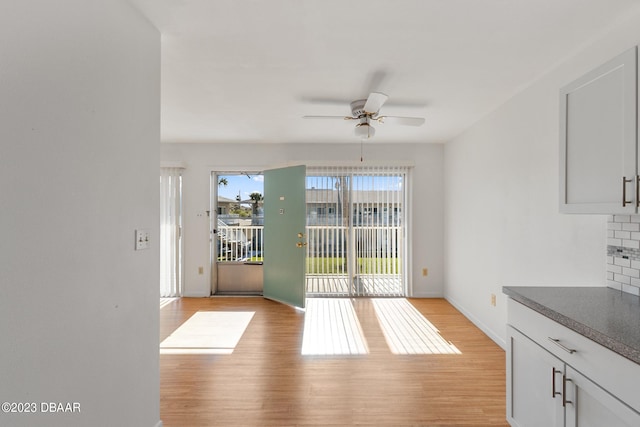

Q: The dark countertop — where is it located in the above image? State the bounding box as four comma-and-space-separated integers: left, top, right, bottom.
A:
503, 286, 640, 365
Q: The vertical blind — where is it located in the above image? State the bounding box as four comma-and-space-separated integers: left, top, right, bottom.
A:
306, 166, 408, 297
160, 167, 183, 298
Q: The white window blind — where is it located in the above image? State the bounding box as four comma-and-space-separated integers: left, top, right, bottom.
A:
306, 166, 408, 297
160, 167, 183, 298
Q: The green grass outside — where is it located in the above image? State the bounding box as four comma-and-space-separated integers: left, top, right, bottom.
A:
306, 256, 401, 274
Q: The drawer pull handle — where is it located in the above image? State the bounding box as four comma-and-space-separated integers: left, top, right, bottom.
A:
551, 368, 562, 398
547, 337, 576, 354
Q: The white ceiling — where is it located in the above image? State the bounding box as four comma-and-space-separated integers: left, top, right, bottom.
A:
131, 0, 640, 144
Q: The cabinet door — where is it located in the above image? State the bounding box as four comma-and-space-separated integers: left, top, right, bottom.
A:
507, 326, 564, 427
559, 47, 637, 214
565, 366, 640, 427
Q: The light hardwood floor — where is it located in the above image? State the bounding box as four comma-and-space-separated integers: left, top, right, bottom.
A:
160, 297, 508, 427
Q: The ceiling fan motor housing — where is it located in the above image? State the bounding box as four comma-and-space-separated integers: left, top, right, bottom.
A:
350, 99, 370, 118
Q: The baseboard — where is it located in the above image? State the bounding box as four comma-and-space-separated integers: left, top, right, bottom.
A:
410, 291, 444, 298
182, 292, 210, 297
154, 421, 163, 427
445, 296, 506, 350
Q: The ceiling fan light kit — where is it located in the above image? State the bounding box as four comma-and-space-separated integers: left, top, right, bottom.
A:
303, 91, 425, 139
354, 122, 375, 139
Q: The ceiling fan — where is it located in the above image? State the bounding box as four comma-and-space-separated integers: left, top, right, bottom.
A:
303, 92, 425, 139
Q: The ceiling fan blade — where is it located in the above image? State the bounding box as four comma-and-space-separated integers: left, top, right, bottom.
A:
363, 69, 388, 95
302, 115, 354, 120
377, 116, 425, 126
300, 96, 351, 105
302, 95, 426, 109
363, 92, 388, 114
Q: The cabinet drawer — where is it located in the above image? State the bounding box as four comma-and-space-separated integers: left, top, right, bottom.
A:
507, 299, 640, 413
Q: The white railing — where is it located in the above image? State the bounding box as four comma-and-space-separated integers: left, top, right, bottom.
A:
307, 213, 401, 226
217, 224, 263, 262
306, 226, 348, 275
305, 225, 402, 275
217, 223, 401, 282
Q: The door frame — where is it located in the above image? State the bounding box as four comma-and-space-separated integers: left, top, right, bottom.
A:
304, 165, 413, 297
209, 168, 264, 295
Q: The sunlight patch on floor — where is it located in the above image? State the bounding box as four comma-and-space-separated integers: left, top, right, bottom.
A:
372, 299, 462, 355
160, 311, 254, 355
160, 298, 179, 309
301, 298, 369, 356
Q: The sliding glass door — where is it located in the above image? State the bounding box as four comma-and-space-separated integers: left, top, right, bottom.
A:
305, 166, 408, 297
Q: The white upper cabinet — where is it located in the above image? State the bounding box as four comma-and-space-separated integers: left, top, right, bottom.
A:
560, 47, 637, 214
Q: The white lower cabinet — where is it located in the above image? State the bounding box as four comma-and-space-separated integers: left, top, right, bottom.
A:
507, 326, 563, 427
506, 302, 640, 427
565, 366, 640, 427
507, 326, 640, 427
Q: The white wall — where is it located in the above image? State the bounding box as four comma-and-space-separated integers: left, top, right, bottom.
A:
0, 2, 160, 426
161, 142, 444, 298
444, 10, 640, 348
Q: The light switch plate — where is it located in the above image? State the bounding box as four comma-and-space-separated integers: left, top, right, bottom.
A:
135, 229, 150, 250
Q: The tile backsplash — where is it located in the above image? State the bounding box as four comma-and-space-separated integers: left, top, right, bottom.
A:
607, 215, 640, 296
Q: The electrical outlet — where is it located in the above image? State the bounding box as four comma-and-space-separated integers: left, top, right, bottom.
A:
491, 294, 496, 306
422, 268, 428, 277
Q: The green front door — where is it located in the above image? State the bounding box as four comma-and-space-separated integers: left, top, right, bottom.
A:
263, 165, 306, 309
